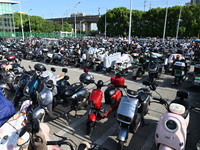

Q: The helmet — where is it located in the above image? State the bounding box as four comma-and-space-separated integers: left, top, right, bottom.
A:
5, 64, 12, 71
79, 73, 94, 84
116, 72, 122, 78
96, 80, 104, 88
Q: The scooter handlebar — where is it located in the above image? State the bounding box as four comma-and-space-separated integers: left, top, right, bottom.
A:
153, 97, 167, 105
115, 84, 127, 88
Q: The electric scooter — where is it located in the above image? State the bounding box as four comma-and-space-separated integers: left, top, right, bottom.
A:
86, 73, 124, 136
116, 81, 156, 150
172, 61, 187, 86
0, 100, 32, 150
152, 90, 200, 150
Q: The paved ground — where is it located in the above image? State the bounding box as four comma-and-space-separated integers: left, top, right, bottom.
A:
10, 60, 200, 150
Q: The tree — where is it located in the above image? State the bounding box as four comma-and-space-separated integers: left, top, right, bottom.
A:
97, 7, 130, 36
97, 5, 200, 37
13, 12, 72, 33
63, 22, 72, 32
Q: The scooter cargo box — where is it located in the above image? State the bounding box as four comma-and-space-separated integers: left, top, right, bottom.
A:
111, 75, 125, 85
173, 62, 185, 70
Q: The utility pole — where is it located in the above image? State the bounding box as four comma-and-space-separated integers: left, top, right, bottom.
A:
175, 6, 182, 40
28, 9, 32, 37
144, 0, 147, 11
18, 0, 24, 41
128, 0, 132, 45
105, 9, 107, 39
149, 2, 152, 10
74, 2, 81, 38
98, 7, 100, 16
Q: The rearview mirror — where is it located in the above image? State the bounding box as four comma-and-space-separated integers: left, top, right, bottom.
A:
51, 67, 56, 72
176, 91, 188, 99
62, 68, 68, 73
142, 80, 150, 86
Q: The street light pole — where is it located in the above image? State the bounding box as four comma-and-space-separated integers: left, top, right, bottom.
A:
28, 9, 32, 37
128, 0, 133, 45
19, 0, 24, 41
74, 2, 80, 38
62, 17, 64, 31
105, 9, 107, 39
162, 0, 168, 43
80, 20, 84, 34
176, 6, 182, 40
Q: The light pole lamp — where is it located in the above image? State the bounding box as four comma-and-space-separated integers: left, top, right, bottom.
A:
28, 9, 32, 37
74, 2, 80, 38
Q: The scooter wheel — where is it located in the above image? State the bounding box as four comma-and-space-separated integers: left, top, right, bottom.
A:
118, 140, 124, 150
86, 122, 94, 136
132, 76, 137, 80
36, 57, 42, 62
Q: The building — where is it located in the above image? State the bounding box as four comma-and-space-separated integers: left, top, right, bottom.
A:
0, 0, 18, 36
190, 0, 200, 4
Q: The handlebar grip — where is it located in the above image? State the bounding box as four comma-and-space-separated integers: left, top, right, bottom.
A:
115, 84, 127, 88
153, 97, 160, 100
46, 141, 59, 145
153, 97, 166, 104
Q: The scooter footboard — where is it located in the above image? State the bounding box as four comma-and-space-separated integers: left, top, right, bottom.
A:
0, 83, 10, 90
158, 144, 174, 150
117, 126, 129, 142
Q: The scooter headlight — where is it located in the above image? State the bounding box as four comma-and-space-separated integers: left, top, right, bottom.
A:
165, 119, 178, 132
37, 92, 46, 103
117, 114, 131, 123
23, 86, 30, 96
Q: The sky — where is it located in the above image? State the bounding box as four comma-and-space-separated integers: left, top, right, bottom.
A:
12, 0, 190, 29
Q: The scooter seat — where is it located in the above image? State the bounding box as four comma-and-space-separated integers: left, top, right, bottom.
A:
61, 82, 83, 97
104, 86, 119, 104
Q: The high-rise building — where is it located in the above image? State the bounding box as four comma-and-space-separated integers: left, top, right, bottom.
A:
0, 0, 18, 36
190, 0, 200, 5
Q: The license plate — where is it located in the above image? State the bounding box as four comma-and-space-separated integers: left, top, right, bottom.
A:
102, 68, 106, 71
175, 74, 181, 77
132, 72, 137, 76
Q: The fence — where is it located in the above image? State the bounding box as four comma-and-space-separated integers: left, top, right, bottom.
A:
0, 31, 84, 38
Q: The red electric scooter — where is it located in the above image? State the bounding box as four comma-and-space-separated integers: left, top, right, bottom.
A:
86, 73, 124, 136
